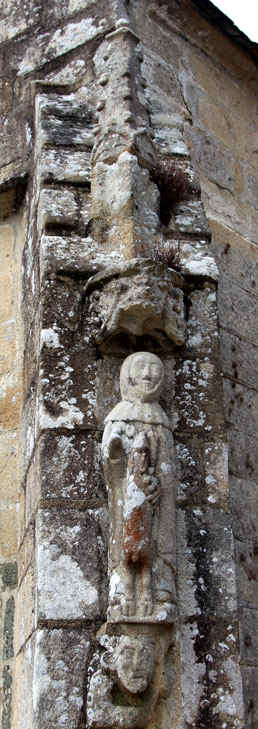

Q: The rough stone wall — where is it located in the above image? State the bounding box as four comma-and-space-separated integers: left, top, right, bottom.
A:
0, 202, 25, 728
0, 1, 257, 728
135, 4, 257, 724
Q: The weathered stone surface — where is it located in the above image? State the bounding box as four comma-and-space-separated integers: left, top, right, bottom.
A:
36, 508, 108, 621
87, 630, 172, 729
0, 563, 17, 592
185, 286, 218, 357
177, 508, 237, 619
0, 113, 29, 169
39, 148, 91, 184
38, 187, 79, 231
22, 383, 37, 476
18, 17, 108, 76
218, 281, 258, 344
240, 609, 258, 666
3, 596, 15, 659
203, 181, 258, 245
228, 427, 258, 482
242, 667, 258, 729
40, 235, 105, 279
181, 618, 244, 729
12, 634, 35, 729
18, 524, 34, 586
223, 380, 258, 480
0, 432, 20, 558
86, 258, 185, 350
15, 563, 35, 653
2, 663, 13, 729
91, 153, 159, 255
210, 220, 258, 293
175, 356, 224, 438
33, 279, 98, 430
234, 540, 258, 611
25, 431, 105, 510
230, 476, 258, 546
33, 628, 90, 729
0, 0, 40, 43
173, 200, 210, 236
38, 338, 97, 431
220, 332, 258, 391
189, 46, 257, 157
185, 127, 235, 193
2, 2, 256, 727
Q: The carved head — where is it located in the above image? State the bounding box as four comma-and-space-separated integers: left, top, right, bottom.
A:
115, 635, 155, 694
120, 352, 164, 403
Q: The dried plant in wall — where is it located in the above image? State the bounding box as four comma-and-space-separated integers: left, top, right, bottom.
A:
152, 155, 201, 226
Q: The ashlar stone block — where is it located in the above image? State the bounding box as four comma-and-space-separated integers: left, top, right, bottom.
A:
240, 608, 258, 666
38, 187, 79, 231
33, 628, 90, 729
25, 430, 105, 511
36, 508, 108, 622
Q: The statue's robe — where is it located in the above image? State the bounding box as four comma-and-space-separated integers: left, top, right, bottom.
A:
102, 400, 177, 621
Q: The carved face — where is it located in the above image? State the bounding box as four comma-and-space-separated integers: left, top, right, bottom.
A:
120, 352, 164, 403
116, 636, 155, 694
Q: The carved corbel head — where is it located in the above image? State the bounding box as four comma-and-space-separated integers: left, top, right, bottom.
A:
101, 634, 156, 695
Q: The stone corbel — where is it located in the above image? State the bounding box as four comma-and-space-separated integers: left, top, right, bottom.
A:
85, 258, 186, 353
87, 625, 174, 729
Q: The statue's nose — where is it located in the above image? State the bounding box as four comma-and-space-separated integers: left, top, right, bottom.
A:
142, 365, 151, 379
133, 651, 140, 670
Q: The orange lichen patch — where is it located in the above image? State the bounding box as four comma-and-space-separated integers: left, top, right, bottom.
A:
123, 504, 152, 566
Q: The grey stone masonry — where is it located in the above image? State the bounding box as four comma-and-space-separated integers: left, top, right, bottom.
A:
6, 1, 255, 728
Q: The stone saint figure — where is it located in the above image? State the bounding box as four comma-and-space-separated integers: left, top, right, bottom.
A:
102, 352, 177, 622
87, 635, 159, 729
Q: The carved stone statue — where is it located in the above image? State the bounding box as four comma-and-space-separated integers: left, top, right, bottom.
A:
102, 352, 177, 622
87, 634, 159, 729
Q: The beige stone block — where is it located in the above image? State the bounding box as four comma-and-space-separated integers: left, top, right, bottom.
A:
0, 224, 14, 271
0, 431, 19, 500
15, 563, 35, 653
198, 96, 233, 148
210, 220, 258, 293
18, 524, 34, 586
12, 635, 35, 729
0, 503, 19, 559
190, 46, 257, 118
0, 321, 16, 377
25, 452, 40, 529
0, 383, 22, 429
202, 180, 258, 245
220, 331, 258, 392
0, 431, 20, 558
17, 487, 25, 549
0, 274, 13, 320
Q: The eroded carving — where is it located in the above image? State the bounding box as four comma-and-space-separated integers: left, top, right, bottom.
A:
87, 633, 164, 729
86, 259, 185, 351
102, 352, 177, 622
